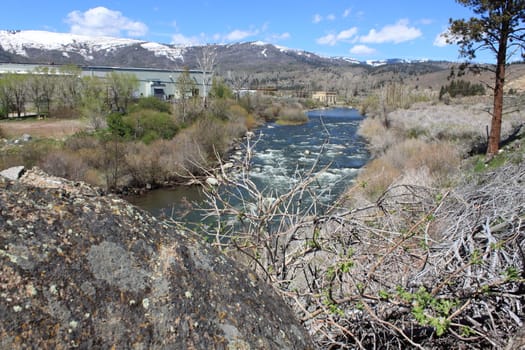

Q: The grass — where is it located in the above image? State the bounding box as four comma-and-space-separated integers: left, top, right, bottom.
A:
354, 91, 525, 204
0, 118, 88, 139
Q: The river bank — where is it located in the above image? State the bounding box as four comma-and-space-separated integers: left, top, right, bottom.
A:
126, 107, 370, 219
346, 95, 525, 206
213, 95, 524, 349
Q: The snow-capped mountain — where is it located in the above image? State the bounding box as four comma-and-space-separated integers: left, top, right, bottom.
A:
0, 30, 364, 70
0, 30, 186, 68
0, 30, 435, 73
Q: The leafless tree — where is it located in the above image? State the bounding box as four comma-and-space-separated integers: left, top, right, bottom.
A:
196, 45, 217, 109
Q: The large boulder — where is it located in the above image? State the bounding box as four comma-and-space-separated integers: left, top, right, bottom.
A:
0, 168, 313, 349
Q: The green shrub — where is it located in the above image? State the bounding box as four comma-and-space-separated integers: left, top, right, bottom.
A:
108, 110, 178, 143
131, 96, 172, 113
107, 112, 133, 138
141, 130, 160, 145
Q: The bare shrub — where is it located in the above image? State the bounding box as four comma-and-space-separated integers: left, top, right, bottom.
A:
164, 131, 207, 176
183, 139, 524, 349
125, 142, 166, 187
64, 132, 99, 151
39, 149, 89, 181
82, 168, 102, 187
227, 104, 249, 120
277, 107, 308, 125
260, 105, 281, 121
356, 139, 461, 202
358, 117, 400, 156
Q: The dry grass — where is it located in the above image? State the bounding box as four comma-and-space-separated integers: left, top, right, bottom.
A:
358, 117, 400, 156
0, 118, 88, 139
354, 94, 524, 203
388, 96, 524, 154
356, 139, 461, 202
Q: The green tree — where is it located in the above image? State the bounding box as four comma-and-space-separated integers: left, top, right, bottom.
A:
447, 0, 525, 157
28, 67, 57, 117
56, 65, 82, 111
176, 67, 196, 122
209, 77, 233, 100
80, 76, 110, 130
106, 71, 138, 113
0, 76, 14, 118
1, 73, 29, 117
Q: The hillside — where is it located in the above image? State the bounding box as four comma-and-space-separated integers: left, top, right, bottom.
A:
0, 29, 458, 92
1, 30, 524, 101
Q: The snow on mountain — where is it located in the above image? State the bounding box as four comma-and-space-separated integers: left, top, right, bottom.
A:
139, 42, 184, 61
0, 30, 183, 62
0, 30, 432, 70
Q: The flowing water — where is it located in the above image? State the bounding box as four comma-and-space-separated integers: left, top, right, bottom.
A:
128, 107, 369, 220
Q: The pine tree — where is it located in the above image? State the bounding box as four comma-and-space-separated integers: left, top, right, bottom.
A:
447, 0, 525, 157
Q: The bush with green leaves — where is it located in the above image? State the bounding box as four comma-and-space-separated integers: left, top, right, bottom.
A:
106, 110, 178, 144
130, 96, 172, 114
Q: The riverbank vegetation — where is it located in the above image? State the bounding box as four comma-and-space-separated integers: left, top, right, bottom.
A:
187, 5, 525, 344
0, 70, 316, 192
191, 87, 525, 348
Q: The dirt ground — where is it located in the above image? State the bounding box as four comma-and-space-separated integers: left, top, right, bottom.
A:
0, 118, 88, 139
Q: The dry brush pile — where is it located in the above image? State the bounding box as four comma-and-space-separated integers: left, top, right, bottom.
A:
184, 125, 524, 348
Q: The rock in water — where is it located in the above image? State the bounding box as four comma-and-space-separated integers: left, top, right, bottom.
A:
0, 167, 313, 349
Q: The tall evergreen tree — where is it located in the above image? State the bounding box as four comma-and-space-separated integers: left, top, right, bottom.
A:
447, 0, 525, 157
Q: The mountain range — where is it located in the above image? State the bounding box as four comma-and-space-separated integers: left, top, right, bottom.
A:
0, 30, 429, 72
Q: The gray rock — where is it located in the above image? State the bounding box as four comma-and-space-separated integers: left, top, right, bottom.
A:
0, 166, 25, 180
0, 167, 313, 349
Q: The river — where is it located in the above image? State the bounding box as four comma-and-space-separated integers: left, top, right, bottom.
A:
127, 107, 369, 220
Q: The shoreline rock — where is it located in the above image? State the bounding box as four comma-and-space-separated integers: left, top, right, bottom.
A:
0, 167, 313, 349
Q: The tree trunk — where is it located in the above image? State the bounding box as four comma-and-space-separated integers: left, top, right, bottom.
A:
487, 61, 505, 157
486, 17, 510, 158
487, 14, 510, 158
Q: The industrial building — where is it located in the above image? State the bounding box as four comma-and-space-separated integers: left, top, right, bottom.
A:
0, 63, 208, 100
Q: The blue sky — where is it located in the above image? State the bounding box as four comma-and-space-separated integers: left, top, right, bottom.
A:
1, 1, 498, 62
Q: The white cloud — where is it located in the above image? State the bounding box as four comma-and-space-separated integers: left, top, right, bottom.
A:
343, 8, 351, 18
313, 13, 336, 23
313, 14, 323, 24
350, 45, 376, 55
66, 7, 148, 38
171, 33, 203, 46
316, 27, 358, 46
360, 19, 421, 44
433, 31, 448, 47
338, 28, 358, 40
433, 29, 459, 47
317, 34, 337, 46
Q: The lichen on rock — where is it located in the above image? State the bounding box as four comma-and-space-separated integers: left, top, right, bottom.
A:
0, 167, 313, 349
